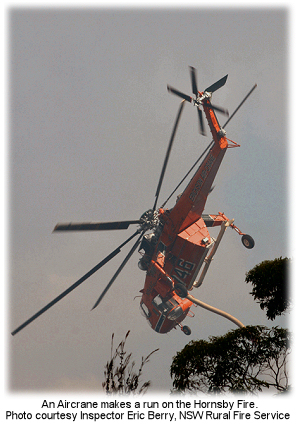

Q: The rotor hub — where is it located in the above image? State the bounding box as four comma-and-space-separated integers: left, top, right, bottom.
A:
217, 128, 226, 139
195, 91, 211, 105
139, 209, 159, 232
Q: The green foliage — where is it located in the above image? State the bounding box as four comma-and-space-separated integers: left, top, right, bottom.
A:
103, 330, 159, 395
170, 325, 290, 394
245, 257, 290, 320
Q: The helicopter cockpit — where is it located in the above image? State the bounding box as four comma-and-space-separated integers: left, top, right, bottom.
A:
140, 294, 184, 332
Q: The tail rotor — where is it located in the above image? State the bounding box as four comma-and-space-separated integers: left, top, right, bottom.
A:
167, 66, 229, 136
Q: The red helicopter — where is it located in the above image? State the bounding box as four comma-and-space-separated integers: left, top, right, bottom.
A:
12, 67, 256, 336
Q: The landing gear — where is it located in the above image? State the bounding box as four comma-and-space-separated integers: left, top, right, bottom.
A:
182, 325, 191, 335
174, 282, 188, 298
241, 234, 255, 249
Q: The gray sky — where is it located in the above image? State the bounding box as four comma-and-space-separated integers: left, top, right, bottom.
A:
7, 5, 291, 397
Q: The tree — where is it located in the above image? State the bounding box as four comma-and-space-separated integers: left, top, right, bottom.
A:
102, 330, 159, 395
245, 257, 290, 320
170, 325, 290, 394
170, 257, 291, 394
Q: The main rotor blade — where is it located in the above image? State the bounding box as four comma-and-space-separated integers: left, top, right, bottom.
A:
205, 74, 228, 93
53, 220, 140, 232
197, 107, 206, 136
189, 66, 198, 96
153, 100, 185, 211
167, 85, 192, 103
11, 230, 141, 336
91, 231, 145, 310
222, 83, 257, 129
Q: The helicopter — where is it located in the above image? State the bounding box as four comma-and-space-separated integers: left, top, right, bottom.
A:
12, 66, 256, 337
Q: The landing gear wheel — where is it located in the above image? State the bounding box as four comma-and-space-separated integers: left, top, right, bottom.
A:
182, 325, 191, 336
242, 234, 255, 249
174, 283, 188, 298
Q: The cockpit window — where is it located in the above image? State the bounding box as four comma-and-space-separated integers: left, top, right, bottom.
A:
157, 241, 166, 255
152, 295, 168, 313
152, 295, 178, 314
168, 305, 183, 321
153, 295, 163, 307
140, 302, 151, 318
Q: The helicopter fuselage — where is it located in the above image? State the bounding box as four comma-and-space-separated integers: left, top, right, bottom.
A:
139, 94, 231, 334
140, 216, 211, 334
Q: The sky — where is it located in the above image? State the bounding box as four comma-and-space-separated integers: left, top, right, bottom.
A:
4, 0, 298, 409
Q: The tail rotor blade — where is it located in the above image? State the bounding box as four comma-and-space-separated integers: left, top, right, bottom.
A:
91, 232, 145, 310
11, 230, 141, 336
205, 74, 228, 93
167, 85, 192, 103
153, 100, 185, 211
189, 66, 198, 96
